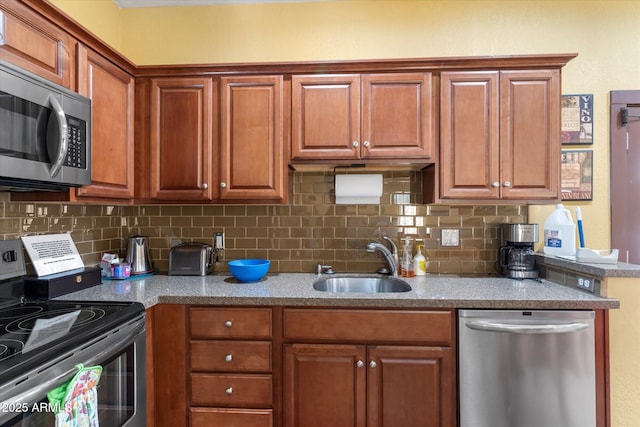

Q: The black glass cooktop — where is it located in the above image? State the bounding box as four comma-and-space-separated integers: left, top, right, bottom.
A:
0, 300, 144, 383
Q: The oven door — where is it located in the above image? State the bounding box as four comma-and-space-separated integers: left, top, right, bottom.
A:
0, 315, 146, 427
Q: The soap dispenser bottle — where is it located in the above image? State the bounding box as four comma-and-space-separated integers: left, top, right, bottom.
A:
413, 245, 427, 276
401, 237, 414, 277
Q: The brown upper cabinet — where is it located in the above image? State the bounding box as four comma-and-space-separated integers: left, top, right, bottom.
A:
291, 73, 434, 162
439, 70, 560, 201
0, 0, 575, 206
219, 76, 288, 202
0, 0, 75, 89
148, 77, 216, 201
75, 45, 135, 200
143, 75, 288, 203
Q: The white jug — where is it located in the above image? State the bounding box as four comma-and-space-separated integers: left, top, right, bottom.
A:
543, 204, 576, 257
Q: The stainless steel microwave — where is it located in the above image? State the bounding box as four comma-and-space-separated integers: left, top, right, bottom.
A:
0, 60, 91, 191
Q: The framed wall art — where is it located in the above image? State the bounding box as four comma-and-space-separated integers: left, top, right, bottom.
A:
561, 94, 593, 145
561, 150, 593, 200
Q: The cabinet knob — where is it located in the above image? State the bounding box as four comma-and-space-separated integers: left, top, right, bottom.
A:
356, 360, 364, 368
225, 354, 233, 362
492, 181, 500, 188
503, 181, 512, 187
369, 361, 377, 368
224, 320, 232, 328
200, 183, 208, 190
363, 140, 370, 148
220, 182, 227, 188
225, 387, 233, 395
352, 141, 359, 148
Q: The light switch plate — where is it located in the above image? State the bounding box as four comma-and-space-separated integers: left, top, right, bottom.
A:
0, 239, 26, 281
441, 229, 460, 247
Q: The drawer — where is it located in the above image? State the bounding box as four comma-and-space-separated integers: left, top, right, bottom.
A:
190, 307, 272, 339
190, 408, 273, 427
283, 308, 453, 344
191, 340, 272, 372
191, 374, 272, 407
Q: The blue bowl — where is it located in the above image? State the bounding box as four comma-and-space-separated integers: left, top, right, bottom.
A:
228, 259, 271, 283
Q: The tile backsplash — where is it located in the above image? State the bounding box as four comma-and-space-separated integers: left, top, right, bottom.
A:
0, 171, 527, 275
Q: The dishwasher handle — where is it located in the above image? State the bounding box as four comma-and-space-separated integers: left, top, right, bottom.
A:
465, 320, 590, 334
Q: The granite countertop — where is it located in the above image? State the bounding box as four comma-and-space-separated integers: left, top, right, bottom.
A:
535, 253, 640, 278
55, 273, 620, 310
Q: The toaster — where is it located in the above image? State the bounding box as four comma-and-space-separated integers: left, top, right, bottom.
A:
168, 243, 213, 276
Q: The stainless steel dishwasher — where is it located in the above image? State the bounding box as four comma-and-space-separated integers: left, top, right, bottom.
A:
459, 309, 596, 427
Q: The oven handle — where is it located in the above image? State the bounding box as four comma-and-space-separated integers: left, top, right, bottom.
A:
47, 94, 68, 178
5, 317, 144, 407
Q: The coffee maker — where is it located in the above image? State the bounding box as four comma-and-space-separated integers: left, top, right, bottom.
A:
498, 223, 539, 279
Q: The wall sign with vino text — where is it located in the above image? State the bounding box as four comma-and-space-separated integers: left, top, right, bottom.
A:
561, 94, 593, 145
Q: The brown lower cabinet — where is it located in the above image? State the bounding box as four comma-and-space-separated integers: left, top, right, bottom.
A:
283, 344, 453, 427
282, 308, 455, 427
149, 305, 608, 427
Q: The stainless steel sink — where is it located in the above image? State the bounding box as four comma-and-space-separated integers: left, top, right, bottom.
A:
312, 276, 411, 293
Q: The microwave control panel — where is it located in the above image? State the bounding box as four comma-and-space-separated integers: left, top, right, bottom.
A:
64, 116, 87, 169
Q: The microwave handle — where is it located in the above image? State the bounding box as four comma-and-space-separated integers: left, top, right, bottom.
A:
47, 94, 68, 178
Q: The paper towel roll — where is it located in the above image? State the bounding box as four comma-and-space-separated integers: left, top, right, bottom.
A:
335, 174, 383, 204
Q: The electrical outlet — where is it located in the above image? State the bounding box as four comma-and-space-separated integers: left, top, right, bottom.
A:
0, 239, 26, 281
576, 275, 596, 293
441, 229, 460, 247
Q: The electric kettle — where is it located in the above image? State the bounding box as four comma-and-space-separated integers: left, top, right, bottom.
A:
125, 235, 154, 275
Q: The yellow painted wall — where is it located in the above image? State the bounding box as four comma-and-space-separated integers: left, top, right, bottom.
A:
608, 278, 640, 427
46, 1, 640, 425
50, 0, 123, 51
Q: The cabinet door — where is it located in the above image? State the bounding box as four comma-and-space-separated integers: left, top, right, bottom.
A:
291, 74, 361, 159
283, 344, 366, 427
500, 70, 560, 200
0, 0, 74, 88
367, 346, 455, 427
440, 71, 500, 199
76, 45, 134, 199
149, 77, 214, 200
219, 76, 286, 201
362, 73, 434, 159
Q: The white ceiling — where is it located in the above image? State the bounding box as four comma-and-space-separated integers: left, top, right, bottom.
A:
113, 0, 336, 7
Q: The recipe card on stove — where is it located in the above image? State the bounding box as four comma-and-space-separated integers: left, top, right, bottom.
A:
21, 233, 84, 276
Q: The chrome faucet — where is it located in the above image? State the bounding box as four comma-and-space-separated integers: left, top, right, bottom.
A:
382, 236, 399, 269
366, 241, 399, 277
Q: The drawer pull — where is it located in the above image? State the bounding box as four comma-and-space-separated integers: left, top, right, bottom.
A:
225, 354, 233, 362
225, 387, 233, 395
356, 360, 364, 368
224, 320, 233, 328
369, 361, 377, 368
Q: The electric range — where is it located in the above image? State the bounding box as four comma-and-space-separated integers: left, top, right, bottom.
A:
0, 299, 144, 385
0, 239, 147, 426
